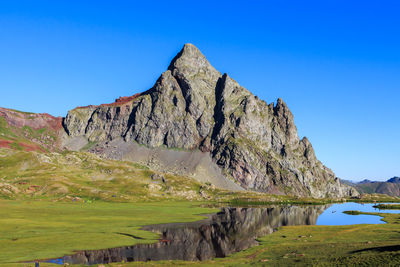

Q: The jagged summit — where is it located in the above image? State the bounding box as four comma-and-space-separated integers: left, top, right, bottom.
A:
62, 44, 358, 198
168, 43, 214, 72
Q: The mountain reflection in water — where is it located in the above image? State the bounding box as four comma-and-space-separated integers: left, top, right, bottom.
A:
49, 205, 327, 265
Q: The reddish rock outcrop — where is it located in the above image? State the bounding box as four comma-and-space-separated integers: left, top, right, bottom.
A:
18, 142, 46, 152
0, 107, 64, 151
0, 138, 45, 152
0, 139, 12, 149
0, 107, 63, 131
74, 93, 141, 110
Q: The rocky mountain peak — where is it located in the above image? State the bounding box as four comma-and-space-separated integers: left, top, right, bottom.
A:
168, 43, 215, 73
388, 177, 400, 183
62, 44, 358, 198
167, 44, 221, 95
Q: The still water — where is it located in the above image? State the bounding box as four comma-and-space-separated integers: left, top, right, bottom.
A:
317, 202, 400, 225
45, 202, 399, 265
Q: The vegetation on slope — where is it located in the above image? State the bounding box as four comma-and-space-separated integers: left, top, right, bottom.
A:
342, 178, 400, 197
0, 144, 400, 266
0, 114, 59, 152
2, 148, 372, 204
0, 148, 224, 202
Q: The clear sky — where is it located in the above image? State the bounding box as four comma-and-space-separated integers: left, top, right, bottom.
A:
0, 1, 399, 181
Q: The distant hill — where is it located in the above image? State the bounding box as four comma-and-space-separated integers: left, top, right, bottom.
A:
358, 179, 376, 184
339, 179, 357, 187
387, 177, 400, 183
0, 107, 64, 152
341, 177, 400, 197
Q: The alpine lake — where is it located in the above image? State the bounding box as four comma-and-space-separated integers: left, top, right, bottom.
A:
36, 202, 399, 266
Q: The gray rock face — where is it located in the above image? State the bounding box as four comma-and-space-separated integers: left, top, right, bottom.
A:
63, 43, 358, 198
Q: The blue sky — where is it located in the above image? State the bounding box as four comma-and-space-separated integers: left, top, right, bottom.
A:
0, 1, 399, 181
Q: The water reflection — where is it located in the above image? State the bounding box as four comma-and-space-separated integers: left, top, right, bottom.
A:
317, 202, 400, 225
49, 205, 327, 265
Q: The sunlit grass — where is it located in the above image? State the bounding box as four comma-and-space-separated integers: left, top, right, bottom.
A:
0, 200, 218, 264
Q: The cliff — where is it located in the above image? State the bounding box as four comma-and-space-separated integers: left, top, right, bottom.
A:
63, 44, 357, 198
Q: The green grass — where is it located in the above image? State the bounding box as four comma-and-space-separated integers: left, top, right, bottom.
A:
4, 148, 386, 205
373, 204, 400, 210
0, 149, 226, 202
228, 211, 400, 266
101, 211, 400, 267
9, 142, 23, 150
2, 148, 400, 266
0, 117, 17, 139
0, 115, 58, 152
0, 200, 218, 264
228, 196, 349, 206
229, 198, 321, 206
343, 210, 363, 215
351, 194, 400, 203
2, 207, 400, 267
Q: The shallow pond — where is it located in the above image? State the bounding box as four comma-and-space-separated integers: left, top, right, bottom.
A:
317, 202, 400, 225
45, 202, 400, 265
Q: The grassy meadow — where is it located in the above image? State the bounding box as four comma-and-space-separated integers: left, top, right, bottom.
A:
373, 203, 400, 210
111, 211, 400, 266
2, 206, 400, 266
1, 148, 400, 266
0, 200, 218, 265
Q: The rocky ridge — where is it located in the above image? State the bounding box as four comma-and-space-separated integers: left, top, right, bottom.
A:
62, 44, 357, 198
343, 177, 400, 197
